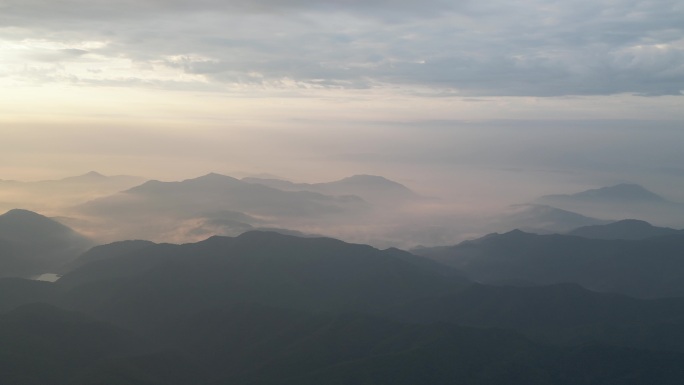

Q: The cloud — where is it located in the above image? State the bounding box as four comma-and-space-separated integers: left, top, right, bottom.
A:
0, 0, 682, 97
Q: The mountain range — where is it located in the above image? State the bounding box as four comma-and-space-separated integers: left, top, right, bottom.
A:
0, 171, 146, 214
83, 172, 367, 218
242, 174, 418, 204
3, 174, 684, 383
56, 172, 435, 247
3, 231, 684, 384
70, 173, 377, 243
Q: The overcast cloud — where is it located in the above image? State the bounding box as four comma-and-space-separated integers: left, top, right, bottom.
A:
1, 0, 682, 96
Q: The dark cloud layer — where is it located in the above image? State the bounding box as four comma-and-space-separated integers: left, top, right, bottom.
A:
1, 0, 682, 96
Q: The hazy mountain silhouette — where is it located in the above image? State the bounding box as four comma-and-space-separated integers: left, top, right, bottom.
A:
119, 173, 367, 217
413, 230, 684, 298
487, 204, 611, 234
0, 171, 146, 214
567, 219, 682, 240
73, 173, 370, 242
540, 183, 668, 204
0, 209, 93, 278
242, 174, 418, 204
536, 183, 684, 229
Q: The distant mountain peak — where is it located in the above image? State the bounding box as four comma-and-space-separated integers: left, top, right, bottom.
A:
610, 219, 652, 226
567, 219, 680, 240
198, 172, 226, 179
235, 229, 315, 242
503, 229, 528, 236
540, 183, 667, 204
331, 175, 416, 199
82, 171, 105, 178
190, 173, 240, 183
339, 174, 402, 186
56, 171, 108, 182
344, 174, 390, 181
496, 229, 537, 240
0, 209, 79, 235
1, 208, 46, 220
126, 173, 241, 194
575, 183, 665, 202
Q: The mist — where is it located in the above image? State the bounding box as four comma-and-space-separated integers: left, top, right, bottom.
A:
3, 118, 684, 248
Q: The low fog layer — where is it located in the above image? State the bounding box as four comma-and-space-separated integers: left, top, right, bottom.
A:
3, 165, 684, 249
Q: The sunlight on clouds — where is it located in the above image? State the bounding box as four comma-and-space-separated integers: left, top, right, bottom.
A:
0, 37, 211, 89
0, 39, 108, 50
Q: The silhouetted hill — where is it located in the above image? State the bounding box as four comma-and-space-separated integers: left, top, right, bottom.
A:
567, 219, 682, 240
413, 230, 684, 298
0, 209, 84, 243
0, 209, 93, 277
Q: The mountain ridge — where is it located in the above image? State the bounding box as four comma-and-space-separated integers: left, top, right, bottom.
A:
567, 219, 682, 240
540, 183, 669, 204
413, 230, 684, 298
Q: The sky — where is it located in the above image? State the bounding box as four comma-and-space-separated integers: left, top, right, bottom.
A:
1, 0, 683, 202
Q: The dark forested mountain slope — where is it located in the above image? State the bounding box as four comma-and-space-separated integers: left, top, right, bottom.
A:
55, 231, 465, 335
0, 278, 56, 313
65, 239, 157, 271
166, 303, 684, 385
4, 300, 684, 385
3, 230, 684, 384
413, 230, 684, 298
390, 282, 684, 352
0, 209, 93, 277
0, 302, 201, 385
